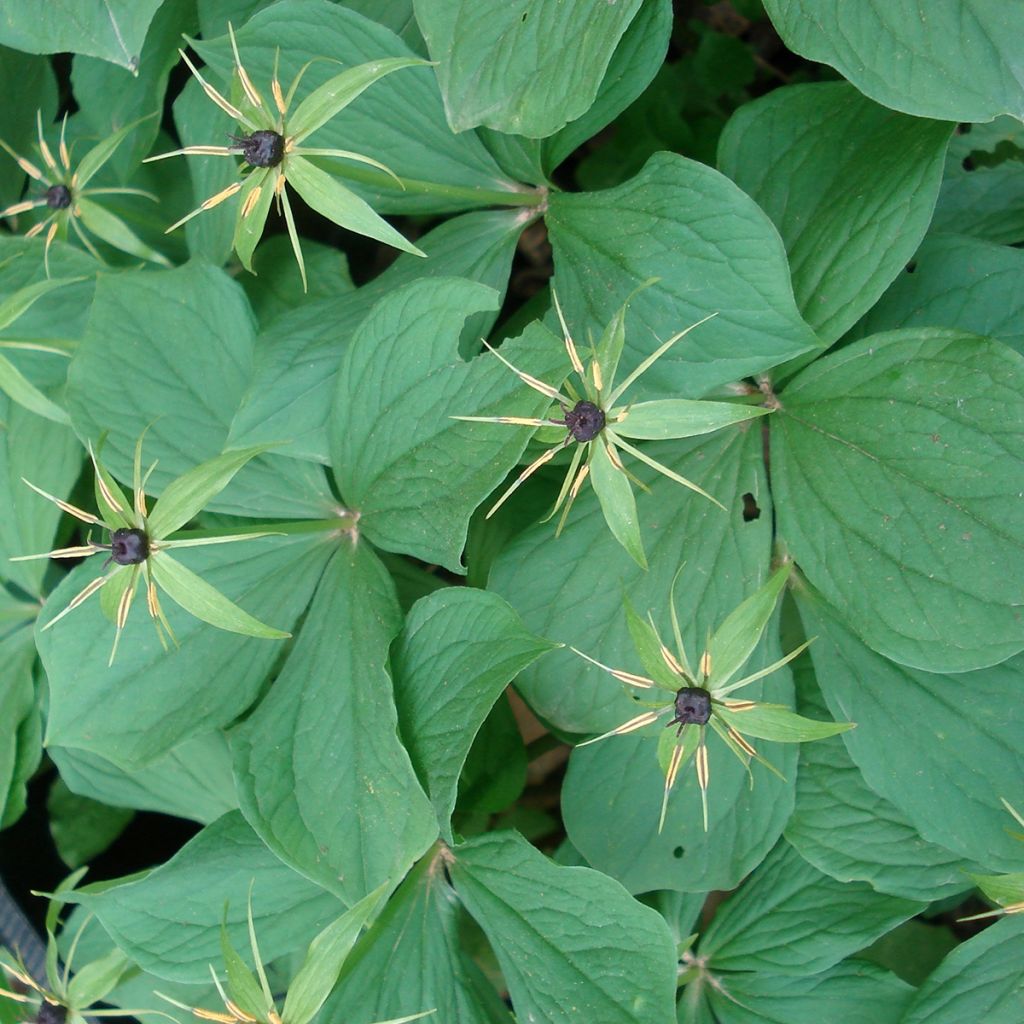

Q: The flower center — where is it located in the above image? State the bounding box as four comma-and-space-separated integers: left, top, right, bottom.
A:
671, 686, 712, 727
234, 130, 285, 168
563, 400, 605, 442
45, 184, 72, 209
109, 527, 149, 565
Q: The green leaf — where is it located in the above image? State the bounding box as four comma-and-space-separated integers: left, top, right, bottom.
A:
330, 279, 569, 572
548, 152, 819, 400
699, 840, 923, 974
414, 0, 642, 137
0, 1, 163, 70
231, 169, 274, 274
590, 436, 646, 569
972, 872, 1024, 910
286, 156, 425, 257
77, 198, 173, 267
289, 57, 430, 141
40, 533, 333, 769
774, 329, 1024, 672
612, 399, 768, 440
0, 629, 38, 829
784, 647, 974, 902
65, 946, 132, 1008
0, 48, 57, 209
763, 0, 1024, 122
220, 921, 267, 1021
450, 830, 677, 1024
326, 852, 511, 1024
0, 350, 69, 423
228, 209, 526, 460
281, 885, 388, 1024
900, 915, 1024, 1024
49, 733, 237, 825
69, 811, 345, 983
714, 702, 851, 743
75, 117, 150, 189
795, 588, 1024, 873
195, 0, 509, 215
0, 275, 82, 331
47, 778, 133, 869
391, 587, 557, 842
622, 597, 684, 692
708, 563, 790, 689
233, 545, 437, 904
150, 552, 290, 639
849, 233, 1024, 357
148, 444, 277, 537
717, 82, 952, 343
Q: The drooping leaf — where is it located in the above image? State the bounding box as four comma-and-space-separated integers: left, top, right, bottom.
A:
450, 830, 677, 1024
774, 328, 1024, 672
392, 587, 557, 841
717, 82, 951, 343
233, 544, 437, 904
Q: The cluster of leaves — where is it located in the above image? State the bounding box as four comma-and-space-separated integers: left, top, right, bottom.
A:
0, 1, 1022, 1023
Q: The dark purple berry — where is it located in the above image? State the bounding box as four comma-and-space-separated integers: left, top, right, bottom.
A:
232, 130, 284, 168
669, 686, 712, 733
109, 528, 149, 565
562, 400, 605, 442
36, 1003, 67, 1024
45, 184, 72, 209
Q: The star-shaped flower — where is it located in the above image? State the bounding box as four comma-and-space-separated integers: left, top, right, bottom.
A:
145, 25, 428, 289
13, 434, 289, 664
454, 286, 770, 567
573, 563, 853, 830
0, 111, 170, 276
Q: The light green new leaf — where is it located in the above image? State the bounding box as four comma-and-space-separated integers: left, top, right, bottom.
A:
220, 921, 267, 1021
972, 873, 1024, 911
233, 545, 437, 904
717, 82, 952, 343
414, 0, 642, 137
150, 554, 289, 639
65, 947, 132, 1008
76, 117, 150, 188
590, 436, 646, 569
0, 1, 163, 70
281, 885, 388, 1024
451, 831, 677, 1024
391, 587, 557, 841
289, 57, 431, 141
613, 399, 768, 440
148, 444, 278, 537
232, 171, 275, 274
775, 329, 1024, 672
714, 702, 851, 743
699, 840, 923, 974
622, 598, 682, 692
67, 811, 345, 983
763, 0, 1024, 122
0, 350, 68, 423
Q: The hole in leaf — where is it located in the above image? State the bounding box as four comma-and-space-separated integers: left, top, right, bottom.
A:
741, 492, 760, 521
905, 260, 918, 274
956, 123, 973, 135
673, 846, 684, 859
962, 155, 976, 172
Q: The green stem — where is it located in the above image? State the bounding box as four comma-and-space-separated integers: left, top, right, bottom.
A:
307, 156, 547, 208
166, 518, 354, 542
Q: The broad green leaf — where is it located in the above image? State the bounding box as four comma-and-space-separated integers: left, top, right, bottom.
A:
49, 733, 237, 825
795, 589, 1024, 873
699, 841, 923, 974
0, 398, 81, 595
47, 778, 133, 868
391, 587, 557, 841
0, 629, 37, 828
713, 703, 851, 743
900, 915, 1024, 1024
233, 545, 437, 904
228, 208, 526, 460
457, 694, 527, 819
784, 648, 974, 902
703, 960, 913, 1024
0, 351, 70, 422
613, 399, 768, 440
69, 811, 345, 983
289, 57, 430, 141
849, 233, 1024, 357
414, 0, 642, 137
326, 852, 512, 1024
590, 435, 646, 569
708, 563, 790, 689
0, 275, 82, 331
0, 48, 57, 209
330, 279, 569, 572
148, 444, 277, 537
281, 886, 388, 1024
774, 329, 1024, 672
150, 553, 290, 639
548, 153, 818, 401
763, 0, 1024, 122
40, 532, 333, 769
195, 0, 510, 215
862, 919, 960, 988
286, 156, 425, 257
0, 1, 163, 70
451, 830, 677, 1024
717, 82, 952, 343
